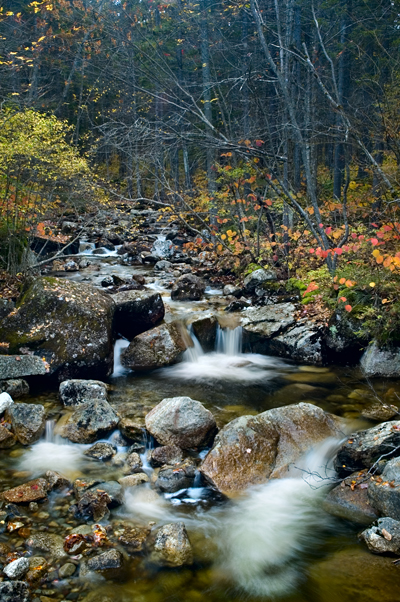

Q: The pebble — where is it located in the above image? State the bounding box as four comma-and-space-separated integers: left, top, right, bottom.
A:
59, 563, 76, 579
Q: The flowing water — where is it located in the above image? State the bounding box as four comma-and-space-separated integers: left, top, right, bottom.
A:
3, 258, 400, 602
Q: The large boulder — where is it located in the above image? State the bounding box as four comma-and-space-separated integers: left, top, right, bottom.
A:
0, 277, 114, 380
360, 517, 400, 555
243, 268, 277, 293
266, 322, 326, 365
171, 274, 205, 301
5, 402, 46, 445
361, 342, 400, 377
112, 290, 165, 339
152, 522, 193, 567
242, 303, 296, 342
145, 396, 216, 449
61, 398, 119, 443
368, 457, 400, 520
0, 355, 48, 380
121, 323, 187, 371
59, 379, 108, 406
334, 421, 400, 476
199, 402, 342, 497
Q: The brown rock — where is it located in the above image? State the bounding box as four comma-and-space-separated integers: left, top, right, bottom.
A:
323, 470, 379, 524
118, 473, 149, 488
0, 424, 17, 449
150, 445, 183, 467
1, 478, 48, 503
117, 524, 151, 552
152, 522, 193, 567
121, 323, 187, 371
119, 418, 145, 443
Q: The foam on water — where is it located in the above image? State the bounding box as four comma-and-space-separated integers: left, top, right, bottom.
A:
111, 338, 131, 378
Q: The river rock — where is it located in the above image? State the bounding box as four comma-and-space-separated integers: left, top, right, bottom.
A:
0, 277, 114, 380
200, 402, 342, 496
45, 470, 71, 491
223, 284, 242, 297
73, 489, 112, 521
150, 445, 183, 467
243, 268, 277, 292
62, 398, 119, 443
145, 396, 216, 449
117, 524, 151, 552
361, 403, 399, 422
3, 557, 29, 579
152, 522, 193, 567
84, 442, 117, 461
189, 315, 217, 351
1, 478, 49, 503
0, 379, 29, 398
26, 556, 48, 584
155, 462, 196, 493
5, 402, 45, 445
267, 322, 326, 365
0, 581, 30, 602
368, 457, 400, 519
27, 532, 66, 560
361, 342, 400, 377
121, 323, 187, 371
118, 473, 149, 488
124, 452, 143, 474
326, 310, 367, 361
87, 549, 123, 572
59, 562, 76, 578
151, 239, 174, 259
112, 290, 165, 339
0, 424, 17, 448
59, 379, 108, 406
118, 418, 145, 443
154, 259, 173, 272
360, 517, 400, 554
242, 303, 296, 340
0, 391, 13, 414
323, 470, 379, 524
334, 421, 400, 476
0, 355, 47, 380
171, 274, 206, 301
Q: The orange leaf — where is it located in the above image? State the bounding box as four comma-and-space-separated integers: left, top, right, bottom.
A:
345, 305, 352, 312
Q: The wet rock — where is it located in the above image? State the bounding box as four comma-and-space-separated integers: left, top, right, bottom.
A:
243, 268, 277, 292
0, 581, 30, 602
0, 424, 17, 448
323, 470, 379, 524
145, 396, 216, 450
152, 522, 193, 567
112, 290, 165, 339
87, 549, 123, 572
267, 322, 326, 365
5, 402, 45, 445
241, 302, 296, 341
73, 478, 104, 500
150, 445, 183, 467
117, 524, 151, 552
326, 310, 367, 361
0, 355, 47, 380
73, 489, 112, 521
189, 315, 217, 352
361, 342, 400, 378
200, 402, 342, 496
0, 379, 29, 398
223, 284, 241, 297
0, 298, 14, 320
101, 276, 114, 288
154, 260, 173, 272
26, 556, 48, 584
155, 463, 196, 493
334, 421, 400, 476
45, 470, 71, 491
62, 398, 119, 443
84, 442, 117, 461
4, 556, 29, 579
225, 298, 251, 312
151, 239, 174, 259
1, 478, 48, 504
124, 452, 143, 474
0, 391, 13, 414
360, 517, 400, 554
118, 418, 145, 443
90, 481, 123, 507
64, 260, 79, 272
27, 532, 66, 560
361, 403, 399, 422
93, 247, 108, 255
59, 379, 108, 406
118, 473, 149, 488
59, 562, 76, 578
171, 274, 206, 301
368, 457, 400, 519
121, 323, 187, 371
0, 277, 114, 380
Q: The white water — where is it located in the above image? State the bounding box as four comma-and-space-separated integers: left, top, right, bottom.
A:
164, 325, 288, 382
111, 338, 131, 377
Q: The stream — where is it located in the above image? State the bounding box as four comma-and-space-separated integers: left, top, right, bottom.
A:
2, 248, 400, 602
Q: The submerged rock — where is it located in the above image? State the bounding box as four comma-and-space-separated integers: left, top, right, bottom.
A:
27, 532, 66, 560
0, 277, 114, 380
361, 342, 400, 378
0, 355, 47, 380
112, 290, 165, 339
62, 398, 119, 443
0, 581, 30, 602
59, 379, 108, 406
200, 402, 342, 496
360, 517, 400, 555
121, 323, 187, 371
116, 524, 151, 553
323, 470, 379, 524
152, 522, 193, 567
1, 478, 49, 503
5, 402, 45, 445
3, 557, 29, 579
87, 549, 123, 572
171, 274, 206, 301
73, 489, 112, 522
145, 396, 216, 449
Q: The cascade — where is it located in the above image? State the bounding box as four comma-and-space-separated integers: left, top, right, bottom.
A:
112, 338, 130, 377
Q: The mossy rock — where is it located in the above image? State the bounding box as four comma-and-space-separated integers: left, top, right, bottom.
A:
0, 277, 114, 381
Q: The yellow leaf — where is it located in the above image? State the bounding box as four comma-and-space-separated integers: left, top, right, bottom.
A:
221, 234, 226, 240
369, 282, 375, 287
372, 249, 381, 258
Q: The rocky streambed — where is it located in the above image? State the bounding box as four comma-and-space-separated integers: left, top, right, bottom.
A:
1, 211, 400, 601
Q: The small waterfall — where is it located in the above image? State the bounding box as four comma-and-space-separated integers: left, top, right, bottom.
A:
216, 325, 242, 355
112, 339, 130, 377
45, 419, 55, 443
183, 326, 204, 363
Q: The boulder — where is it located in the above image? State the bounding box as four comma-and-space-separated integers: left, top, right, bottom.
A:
242, 303, 296, 341
368, 457, 400, 519
200, 402, 342, 497
0, 582, 30, 602
267, 323, 326, 365
0, 298, 14, 320
155, 463, 196, 493
1, 478, 49, 503
334, 421, 400, 476
145, 396, 216, 449
361, 342, 400, 377
5, 402, 46, 445
152, 522, 193, 567
189, 315, 217, 352
0, 355, 47, 380
59, 379, 108, 406
360, 517, 400, 555
151, 239, 174, 259
326, 310, 367, 361
223, 284, 242, 297
323, 470, 379, 524
0, 379, 29, 398
84, 442, 117, 461
4, 557, 29, 579
150, 445, 183, 467
121, 323, 187, 371
171, 274, 205, 301
112, 290, 165, 339
0, 277, 114, 380
154, 260, 173, 272
243, 268, 277, 292
62, 398, 119, 443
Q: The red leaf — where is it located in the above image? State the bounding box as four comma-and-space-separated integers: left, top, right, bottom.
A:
309, 248, 315, 254
335, 248, 343, 255
370, 238, 378, 246
345, 305, 352, 312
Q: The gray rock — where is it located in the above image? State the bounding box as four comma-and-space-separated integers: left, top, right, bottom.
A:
121, 323, 187, 371
118, 473, 149, 488
0, 581, 30, 602
0, 379, 29, 398
145, 396, 216, 449
59, 562, 76, 578
89, 481, 123, 507
84, 442, 117, 461
150, 445, 183, 467
5, 402, 46, 445
323, 470, 379, 524
59, 379, 108, 406
0, 298, 14, 320
242, 303, 296, 340
0, 355, 47, 380
112, 290, 165, 339
152, 522, 193, 567
360, 517, 400, 554
155, 463, 196, 493
124, 452, 143, 474
269, 322, 325, 365
154, 260, 173, 272
3, 557, 29, 579
171, 274, 206, 301
361, 342, 400, 377
151, 239, 174, 259
223, 284, 242, 297
87, 549, 123, 572
45, 470, 71, 491
0, 391, 13, 414
189, 315, 217, 352
27, 532, 66, 560
73, 489, 112, 522
62, 398, 119, 443
335, 421, 400, 476
101, 276, 114, 287
243, 268, 277, 292
368, 457, 400, 519
118, 418, 145, 443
